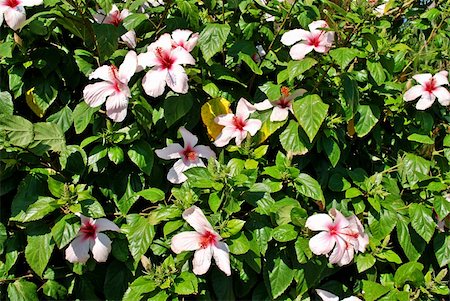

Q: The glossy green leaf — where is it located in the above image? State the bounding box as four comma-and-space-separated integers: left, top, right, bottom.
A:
293, 94, 329, 142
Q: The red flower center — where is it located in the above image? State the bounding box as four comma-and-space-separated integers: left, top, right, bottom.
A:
111, 66, 122, 92
80, 222, 97, 240
156, 47, 175, 70
109, 11, 123, 27
233, 116, 247, 131
5, 0, 20, 8
308, 35, 321, 47
328, 224, 338, 236
200, 230, 217, 249
277, 97, 291, 109
424, 79, 436, 93
181, 145, 198, 162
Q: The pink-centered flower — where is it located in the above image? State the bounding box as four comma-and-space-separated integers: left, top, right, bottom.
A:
306, 209, 368, 266
403, 71, 450, 110
254, 86, 306, 121
281, 20, 334, 60
0, 0, 42, 30
316, 289, 362, 301
83, 50, 137, 122
155, 127, 216, 184
93, 4, 136, 48
65, 213, 120, 264
171, 206, 231, 276
138, 33, 195, 97
214, 98, 262, 147
171, 29, 199, 52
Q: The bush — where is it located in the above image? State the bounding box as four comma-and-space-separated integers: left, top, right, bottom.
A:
0, 0, 449, 300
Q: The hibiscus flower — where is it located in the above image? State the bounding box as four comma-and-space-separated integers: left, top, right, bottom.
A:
281, 20, 334, 60
214, 98, 262, 147
155, 127, 216, 184
305, 209, 368, 266
316, 289, 362, 301
171, 29, 199, 52
93, 4, 136, 48
83, 50, 137, 122
138, 33, 196, 97
65, 214, 120, 264
254, 86, 306, 121
403, 71, 450, 110
0, 0, 43, 30
171, 206, 231, 276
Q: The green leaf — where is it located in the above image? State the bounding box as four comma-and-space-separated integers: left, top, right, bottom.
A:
321, 136, 340, 167
124, 214, 155, 263
163, 93, 193, 128
356, 253, 376, 273
375, 250, 402, 264
294, 237, 312, 263
51, 214, 80, 249
295, 173, 325, 202
409, 203, 435, 243
137, 188, 165, 203
287, 58, 317, 81
122, 276, 156, 301
42, 280, 67, 300
198, 23, 231, 61
174, 271, 198, 295
407, 133, 434, 145
362, 280, 390, 301
27, 81, 58, 116
367, 60, 386, 85
228, 232, 250, 255
239, 52, 263, 75
0, 115, 34, 147
108, 146, 124, 165
93, 23, 119, 63
272, 224, 298, 242
396, 219, 425, 261
342, 75, 360, 120
7, 280, 39, 301
0, 222, 6, 255
10, 197, 59, 223
279, 120, 310, 156
266, 256, 294, 299
434, 233, 450, 267
128, 140, 154, 175
329, 48, 359, 70
293, 94, 329, 142
221, 219, 245, 238
394, 262, 424, 287
29, 122, 66, 155
354, 105, 379, 137
123, 13, 148, 30
25, 230, 54, 277
11, 173, 47, 219
72, 101, 98, 134
0, 91, 13, 115
104, 261, 130, 300
47, 106, 73, 133
401, 153, 431, 185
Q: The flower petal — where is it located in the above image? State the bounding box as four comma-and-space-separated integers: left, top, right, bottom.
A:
193, 145, 216, 160
91, 233, 112, 262
433, 71, 449, 87
5, 6, 26, 30
192, 246, 213, 275
328, 236, 345, 265
403, 85, 424, 102
342, 297, 362, 301
155, 143, 183, 160
137, 51, 158, 70
412, 73, 432, 86
415, 93, 436, 110
316, 289, 339, 301
214, 127, 236, 147
212, 242, 231, 276
236, 98, 256, 120
105, 92, 128, 122
119, 51, 137, 83
22, 0, 44, 6
166, 64, 189, 94
289, 43, 314, 60
182, 205, 214, 233
142, 68, 167, 97
243, 119, 262, 136
329, 209, 350, 229
432, 86, 450, 106
94, 218, 120, 233
65, 236, 90, 263
214, 114, 235, 127
167, 159, 188, 184
171, 231, 202, 253
270, 106, 289, 121
179, 126, 198, 147
308, 231, 336, 255
280, 29, 310, 46
121, 30, 137, 49
89, 65, 114, 81
308, 20, 329, 33
305, 213, 333, 231
172, 47, 196, 66
254, 99, 273, 111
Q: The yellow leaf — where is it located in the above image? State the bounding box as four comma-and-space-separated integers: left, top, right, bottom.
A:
25, 87, 44, 118
201, 97, 231, 140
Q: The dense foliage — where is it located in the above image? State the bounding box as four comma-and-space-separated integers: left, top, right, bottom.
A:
0, 0, 449, 300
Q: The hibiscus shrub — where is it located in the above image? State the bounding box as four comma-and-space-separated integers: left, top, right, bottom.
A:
1, 0, 450, 300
